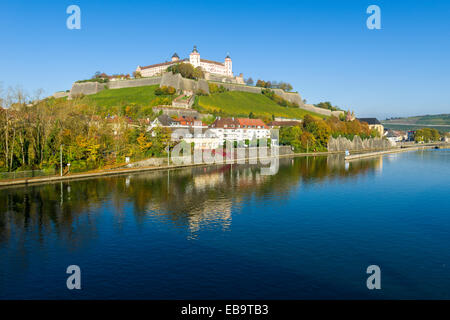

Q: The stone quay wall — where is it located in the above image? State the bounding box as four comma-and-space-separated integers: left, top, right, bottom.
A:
126, 146, 293, 168
327, 136, 392, 152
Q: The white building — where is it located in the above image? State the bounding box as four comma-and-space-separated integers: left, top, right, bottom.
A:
209, 118, 271, 143
136, 46, 234, 78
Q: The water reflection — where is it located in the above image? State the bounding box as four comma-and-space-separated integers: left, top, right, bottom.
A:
0, 155, 382, 244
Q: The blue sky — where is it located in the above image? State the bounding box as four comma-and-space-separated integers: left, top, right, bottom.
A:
0, 0, 449, 118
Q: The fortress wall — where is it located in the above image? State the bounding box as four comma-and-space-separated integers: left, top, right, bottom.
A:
107, 77, 161, 89
69, 77, 162, 98
152, 107, 203, 118
302, 104, 344, 118
209, 82, 306, 109
327, 136, 391, 152
68, 73, 336, 120
272, 89, 304, 107
197, 79, 210, 93
160, 72, 210, 93
180, 77, 199, 92
53, 91, 69, 99
212, 82, 263, 94
69, 82, 106, 98
160, 72, 182, 90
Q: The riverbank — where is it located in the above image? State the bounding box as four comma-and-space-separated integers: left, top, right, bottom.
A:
0, 143, 447, 188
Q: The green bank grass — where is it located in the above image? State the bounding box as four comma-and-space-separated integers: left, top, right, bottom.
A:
198, 91, 324, 119
84, 85, 160, 107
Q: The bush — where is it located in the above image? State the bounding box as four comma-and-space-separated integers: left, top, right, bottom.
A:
209, 83, 227, 94
155, 86, 176, 96
195, 89, 209, 96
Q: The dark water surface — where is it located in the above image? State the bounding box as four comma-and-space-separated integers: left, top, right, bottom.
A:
1, 150, 449, 299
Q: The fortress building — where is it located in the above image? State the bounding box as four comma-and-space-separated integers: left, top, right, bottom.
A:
136, 46, 243, 83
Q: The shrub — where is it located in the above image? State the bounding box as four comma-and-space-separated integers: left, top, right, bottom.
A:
155, 86, 176, 95
209, 83, 227, 94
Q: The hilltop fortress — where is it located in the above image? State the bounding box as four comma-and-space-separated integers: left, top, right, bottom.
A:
64, 46, 344, 118
136, 46, 245, 84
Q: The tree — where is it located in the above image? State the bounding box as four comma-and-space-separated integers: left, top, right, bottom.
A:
279, 82, 293, 92
246, 77, 254, 86
167, 63, 204, 80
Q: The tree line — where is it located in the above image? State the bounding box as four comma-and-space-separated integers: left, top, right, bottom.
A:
280, 115, 379, 152
0, 87, 171, 173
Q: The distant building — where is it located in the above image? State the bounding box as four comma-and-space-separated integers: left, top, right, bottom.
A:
357, 118, 384, 136
385, 129, 405, 145
149, 114, 180, 129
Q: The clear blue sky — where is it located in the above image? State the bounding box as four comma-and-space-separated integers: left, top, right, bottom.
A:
0, 0, 449, 118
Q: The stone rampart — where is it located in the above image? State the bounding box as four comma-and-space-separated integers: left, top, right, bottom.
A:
108, 77, 161, 89
69, 82, 106, 98
302, 104, 345, 117
69, 77, 162, 98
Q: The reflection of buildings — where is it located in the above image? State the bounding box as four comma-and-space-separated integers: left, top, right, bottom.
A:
185, 199, 233, 234
0, 154, 385, 245
193, 172, 224, 191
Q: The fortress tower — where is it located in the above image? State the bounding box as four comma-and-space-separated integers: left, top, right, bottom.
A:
189, 46, 200, 67
171, 53, 180, 62
225, 55, 232, 77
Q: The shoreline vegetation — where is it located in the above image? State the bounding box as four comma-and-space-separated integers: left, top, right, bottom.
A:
1, 77, 447, 180
0, 85, 381, 175
0, 143, 447, 189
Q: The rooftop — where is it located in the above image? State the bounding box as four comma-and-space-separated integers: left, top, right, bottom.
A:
357, 118, 382, 125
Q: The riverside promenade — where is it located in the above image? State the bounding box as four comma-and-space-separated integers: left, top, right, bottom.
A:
345, 143, 449, 161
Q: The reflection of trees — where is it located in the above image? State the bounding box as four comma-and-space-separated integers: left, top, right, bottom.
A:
0, 155, 382, 245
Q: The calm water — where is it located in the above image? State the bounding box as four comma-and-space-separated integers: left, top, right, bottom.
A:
0, 150, 449, 299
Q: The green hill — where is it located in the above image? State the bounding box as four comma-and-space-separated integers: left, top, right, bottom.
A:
197, 91, 324, 120
84, 85, 161, 107
72, 85, 323, 120
382, 114, 450, 132
383, 114, 450, 125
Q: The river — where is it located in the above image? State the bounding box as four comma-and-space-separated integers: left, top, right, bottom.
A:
0, 149, 449, 299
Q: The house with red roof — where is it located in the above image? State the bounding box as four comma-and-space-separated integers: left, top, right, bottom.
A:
210, 117, 270, 142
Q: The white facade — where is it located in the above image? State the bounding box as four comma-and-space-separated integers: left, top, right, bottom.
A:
209, 128, 271, 142
137, 46, 233, 78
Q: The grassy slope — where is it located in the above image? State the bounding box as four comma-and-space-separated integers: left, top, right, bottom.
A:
84, 85, 160, 107
79, 85, 324, 120
383, 114, 450, 125
197, 91, 324, 119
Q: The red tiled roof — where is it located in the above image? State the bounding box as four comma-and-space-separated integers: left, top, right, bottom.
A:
211, 118, 239, 128
237, 118, 268, 129
211, 118, 268, 129
140, 59, 188, 70
175, 116, 204, 126
200, 59, 224, 66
